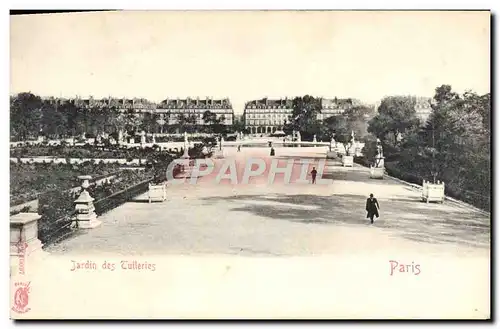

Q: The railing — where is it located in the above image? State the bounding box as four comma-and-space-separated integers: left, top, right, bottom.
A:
10, 170, 121, 208
38, 189, 79, 247
38, 211, 77, 247
94, 178, 153, 216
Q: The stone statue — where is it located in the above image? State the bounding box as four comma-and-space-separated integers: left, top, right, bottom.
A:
375, 139, 384, 168
313, 134, 317, 142
330, 134, 336, 151
140, 131, 146, 145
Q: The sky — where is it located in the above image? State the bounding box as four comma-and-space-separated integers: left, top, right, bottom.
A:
10, 11, 490, 113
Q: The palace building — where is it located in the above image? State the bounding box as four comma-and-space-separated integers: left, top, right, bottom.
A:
153, 97, 233, 127
243, 97, 361, 134
44, 96, 234, 133
243, 98, 293, 134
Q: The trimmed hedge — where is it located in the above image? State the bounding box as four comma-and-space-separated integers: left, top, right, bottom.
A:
354, 156, 489, 211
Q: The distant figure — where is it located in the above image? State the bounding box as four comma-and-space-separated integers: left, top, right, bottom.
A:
366, 193, 380, 224
237, 145, 241, 152
311, 167, 317, 184
270, 147, 275, 156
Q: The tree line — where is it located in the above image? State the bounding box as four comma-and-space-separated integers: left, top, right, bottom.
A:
284, 86, 490, 211
10, 92, 241, 141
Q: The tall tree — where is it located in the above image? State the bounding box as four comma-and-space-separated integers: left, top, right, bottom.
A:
367, 96, 420, 146
289, 95, 322, 137
10, 92, 43, 140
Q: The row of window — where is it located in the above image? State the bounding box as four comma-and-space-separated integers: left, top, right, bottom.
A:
244, 109, 345, 115
162, 120, 233, 125
244, 112, 343, 119
245, 109, 292, 113
245, 120, 285, 126
245, 114, 291, 119
245, 106, 348, 111
150, 109, 233, 113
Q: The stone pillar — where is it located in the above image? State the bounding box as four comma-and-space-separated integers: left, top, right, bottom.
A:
74, 176, 101, 229
10, 213, 43, 257
10, 212, 44, 276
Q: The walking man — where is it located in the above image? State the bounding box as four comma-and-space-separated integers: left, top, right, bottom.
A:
366, 193, 380, 224
311, 167, 317, 184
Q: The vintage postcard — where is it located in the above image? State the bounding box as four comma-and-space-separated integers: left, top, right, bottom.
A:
9, 10, 490, 319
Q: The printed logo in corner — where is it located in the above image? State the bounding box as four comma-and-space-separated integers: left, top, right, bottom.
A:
12, 281, 31, 314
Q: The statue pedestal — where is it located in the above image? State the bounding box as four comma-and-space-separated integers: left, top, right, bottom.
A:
74, 176, 101, 229
326, 151, 337, 159
370, 166, 384, 179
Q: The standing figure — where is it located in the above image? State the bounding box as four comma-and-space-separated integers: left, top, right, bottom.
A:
237, 145, 241, 152
365, 193, 380, 224
270, 147, 275, 156
311, 167, 317, 184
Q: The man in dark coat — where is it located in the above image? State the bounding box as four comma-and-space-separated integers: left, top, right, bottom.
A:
366, 193, 380, 224
311, 167, 317, 184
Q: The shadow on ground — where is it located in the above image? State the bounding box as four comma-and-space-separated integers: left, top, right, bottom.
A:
201, 193, 490, 249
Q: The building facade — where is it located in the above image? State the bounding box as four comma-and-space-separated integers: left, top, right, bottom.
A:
153, 97, 233, 127
243, 98, 293, 134
412, 96, 433, 124
243, 97, 359, 134
44, 96, 234, 133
